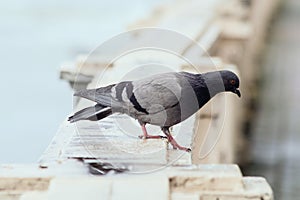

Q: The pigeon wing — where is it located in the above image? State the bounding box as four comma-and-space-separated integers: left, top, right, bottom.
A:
131, 73, 182, 114
74, 72, 186, 115
74, 84, 120, 107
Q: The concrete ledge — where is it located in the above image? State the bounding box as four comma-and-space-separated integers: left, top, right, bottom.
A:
0, 164, 272, 200
168, 165, 243, 191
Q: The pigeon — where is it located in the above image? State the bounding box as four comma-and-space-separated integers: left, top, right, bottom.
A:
68, 70, 241, 152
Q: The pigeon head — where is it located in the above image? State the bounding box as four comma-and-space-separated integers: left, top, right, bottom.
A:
219, 70, 241, 97
202, 70, 241, 98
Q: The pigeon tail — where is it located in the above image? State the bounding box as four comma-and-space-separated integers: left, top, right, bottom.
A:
68, 105, 112, 123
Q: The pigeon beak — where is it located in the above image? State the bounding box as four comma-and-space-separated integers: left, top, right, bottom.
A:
234, 89, 241, 98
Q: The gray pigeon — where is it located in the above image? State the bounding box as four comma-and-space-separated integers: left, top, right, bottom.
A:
68, 70, 241, 152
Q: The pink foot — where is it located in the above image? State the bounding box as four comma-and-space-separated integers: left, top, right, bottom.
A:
162, 127, 191, 152
139, 123, 167, 140
171, 144, 191, 152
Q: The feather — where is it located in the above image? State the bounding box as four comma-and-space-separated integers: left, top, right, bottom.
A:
68, 104, 111, 123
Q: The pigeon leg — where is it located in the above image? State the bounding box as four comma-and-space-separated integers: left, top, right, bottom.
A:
138, 124, 166, 139
162, 127, 191, 152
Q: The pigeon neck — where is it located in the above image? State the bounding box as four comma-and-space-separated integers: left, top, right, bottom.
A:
183, 73, 212, 107
202, 72, 226, 97
180, 72, 226, 108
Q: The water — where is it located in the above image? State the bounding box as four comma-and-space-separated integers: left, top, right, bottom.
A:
243, 0, 300, 199
0, 0, 172, 163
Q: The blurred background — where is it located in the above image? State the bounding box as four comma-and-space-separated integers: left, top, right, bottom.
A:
243, 0, 300, 199
0, 0, 299, 199
0, 0, 171, 163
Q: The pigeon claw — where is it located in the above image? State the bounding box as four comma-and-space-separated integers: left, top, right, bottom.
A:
172, 146, 191, 152
159, 135, 168, 139
138, 135, 167, 139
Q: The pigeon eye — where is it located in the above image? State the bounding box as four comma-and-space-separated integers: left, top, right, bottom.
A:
230, 80, 236, 85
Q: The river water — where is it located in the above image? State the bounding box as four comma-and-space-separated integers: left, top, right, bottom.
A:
243, 0, 300, 199
0, 0, 171, 163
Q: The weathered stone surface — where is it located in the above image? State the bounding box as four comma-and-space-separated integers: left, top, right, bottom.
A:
47, 178, 111, 200
20, 191, 47, 200
168, 165, 243, 192
171, 175, 273, 200
0, 178, 49, 192
0, 164, 273, 200
111, 176, 168, 200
